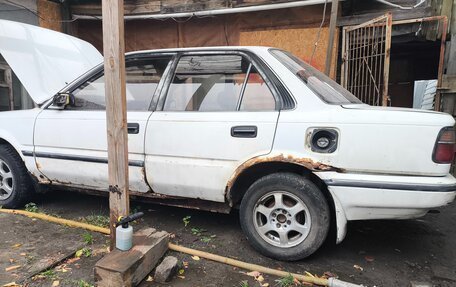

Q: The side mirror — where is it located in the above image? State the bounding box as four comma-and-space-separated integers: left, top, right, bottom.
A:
52, 93, 73, 109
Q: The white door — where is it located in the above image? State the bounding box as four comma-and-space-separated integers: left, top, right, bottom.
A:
33, 56, 172, 193
145, 53, 279, 202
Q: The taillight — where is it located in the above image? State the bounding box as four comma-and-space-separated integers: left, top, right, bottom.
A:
433, 127, 455, 164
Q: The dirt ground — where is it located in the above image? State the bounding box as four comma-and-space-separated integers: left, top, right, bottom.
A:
1, 190, 456, 287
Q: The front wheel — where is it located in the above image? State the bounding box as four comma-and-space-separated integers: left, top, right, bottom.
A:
0, 145, 34, 208
240, 173, 330, 261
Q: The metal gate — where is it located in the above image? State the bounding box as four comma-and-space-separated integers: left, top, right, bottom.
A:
341, 13, 392, 106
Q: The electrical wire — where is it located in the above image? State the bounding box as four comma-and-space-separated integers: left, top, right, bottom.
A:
375, 0, 426, 10
309, 0, 328, 65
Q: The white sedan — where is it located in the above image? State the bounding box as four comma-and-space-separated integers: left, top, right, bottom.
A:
0, 20, 455, 261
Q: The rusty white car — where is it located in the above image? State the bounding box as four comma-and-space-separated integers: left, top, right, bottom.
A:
0, 20, 455, 261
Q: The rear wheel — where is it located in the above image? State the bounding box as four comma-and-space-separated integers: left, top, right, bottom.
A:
239, 173, 330, 261
0, 145, 34, 208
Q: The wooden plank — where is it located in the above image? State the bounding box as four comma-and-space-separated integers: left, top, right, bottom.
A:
101, 0, 130, 249
325, 0, 339, 76
337, 7, 432, 27
240, 26, 338, 78
447, 0, 456, 75
382, 13, 392, 106
72, 1, 161, 16
161, 0, 227, 13
94, 228, 169, 287
340, 26, 347, 86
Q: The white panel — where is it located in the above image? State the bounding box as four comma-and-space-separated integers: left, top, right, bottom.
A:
0, 20, 102, 104
34, 110, 151, 191
145, 111, 279, 201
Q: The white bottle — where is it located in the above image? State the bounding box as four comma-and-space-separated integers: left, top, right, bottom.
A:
116, 224, 133, 251
115, 212, 144, 251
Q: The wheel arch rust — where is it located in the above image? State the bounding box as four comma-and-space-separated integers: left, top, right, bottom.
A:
225, 153, 341, 243
225, 153, 342, 207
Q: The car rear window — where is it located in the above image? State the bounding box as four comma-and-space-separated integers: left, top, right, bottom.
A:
270, 49, 361, 105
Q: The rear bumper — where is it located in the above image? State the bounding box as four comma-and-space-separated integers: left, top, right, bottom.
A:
318, 172, 456, 221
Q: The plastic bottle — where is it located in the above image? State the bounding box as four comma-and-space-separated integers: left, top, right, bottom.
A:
116, 224, 133, 251
115, 212, 144, 251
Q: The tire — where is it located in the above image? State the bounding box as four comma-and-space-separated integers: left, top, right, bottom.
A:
240, 173, 330, 261
0, 145, 34, 208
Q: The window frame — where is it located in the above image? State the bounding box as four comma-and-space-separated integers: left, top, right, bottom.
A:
45, 53, 176, 112
157, 51, 282, 112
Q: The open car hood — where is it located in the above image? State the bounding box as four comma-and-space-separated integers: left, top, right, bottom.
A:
0, 20, 102, 105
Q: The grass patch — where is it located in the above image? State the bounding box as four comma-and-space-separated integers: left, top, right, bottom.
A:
33, 269, 58, 281
275, 274, 296, 287
191, 227, 207, 236
66, 279, 94, 287
82, 232, 94, 245
75, 247, 92, 258
80, 215, 110, 228
182, 215, 191, 227
25, 202, 38, 213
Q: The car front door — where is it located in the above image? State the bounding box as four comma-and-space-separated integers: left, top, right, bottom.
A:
144, 52, 280, 202
33, 56, 173, 193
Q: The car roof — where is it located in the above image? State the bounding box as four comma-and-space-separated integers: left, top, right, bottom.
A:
125, 46, 273, 56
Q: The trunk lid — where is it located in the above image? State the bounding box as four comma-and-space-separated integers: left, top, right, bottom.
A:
0, 20, 102, 105
342, 104, 443, 115
332, 106, 455, 176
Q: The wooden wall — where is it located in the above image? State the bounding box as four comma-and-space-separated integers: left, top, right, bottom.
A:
240, 27, 338, 78
73, 4, 338, 76
37, 0, 63, 32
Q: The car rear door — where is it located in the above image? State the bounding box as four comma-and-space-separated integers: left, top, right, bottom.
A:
144, 51, 280, 202
33, 55, 173, 192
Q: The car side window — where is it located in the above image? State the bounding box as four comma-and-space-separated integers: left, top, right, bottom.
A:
163, 55, 249, 111
240, 66, 276, 111
163, 54, 276, 112
67, 57, 171, 111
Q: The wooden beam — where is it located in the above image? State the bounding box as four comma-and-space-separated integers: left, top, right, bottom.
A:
72, 1, 161, 16
324, 0, 338, 76
94, 228, 169, 287
382, 13, 392, 107
101, 0, 130, 250
337, 7, 432, 27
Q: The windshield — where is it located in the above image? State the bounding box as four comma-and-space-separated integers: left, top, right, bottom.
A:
270, 49, 361, 105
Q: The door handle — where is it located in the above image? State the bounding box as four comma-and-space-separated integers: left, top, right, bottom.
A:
127, 123, 140, 134
231, 126, 257, 138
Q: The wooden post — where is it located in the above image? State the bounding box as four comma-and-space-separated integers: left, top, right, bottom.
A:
324, 0, 339, 76
382, 13, 392, 107
101, 0, 129, 250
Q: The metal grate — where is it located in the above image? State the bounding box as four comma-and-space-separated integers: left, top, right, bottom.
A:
341, 13, 392, 106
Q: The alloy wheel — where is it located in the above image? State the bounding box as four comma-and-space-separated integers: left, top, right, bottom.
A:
0, 159, 14, 200
253, 191, 311, 248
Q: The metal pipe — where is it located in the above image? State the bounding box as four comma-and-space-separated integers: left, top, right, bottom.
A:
73, 0, 336, 20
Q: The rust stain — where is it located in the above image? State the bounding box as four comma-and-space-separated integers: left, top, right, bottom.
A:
50, 178, 74, 185
36, 162, 42, 169
226, 154, 343, 199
